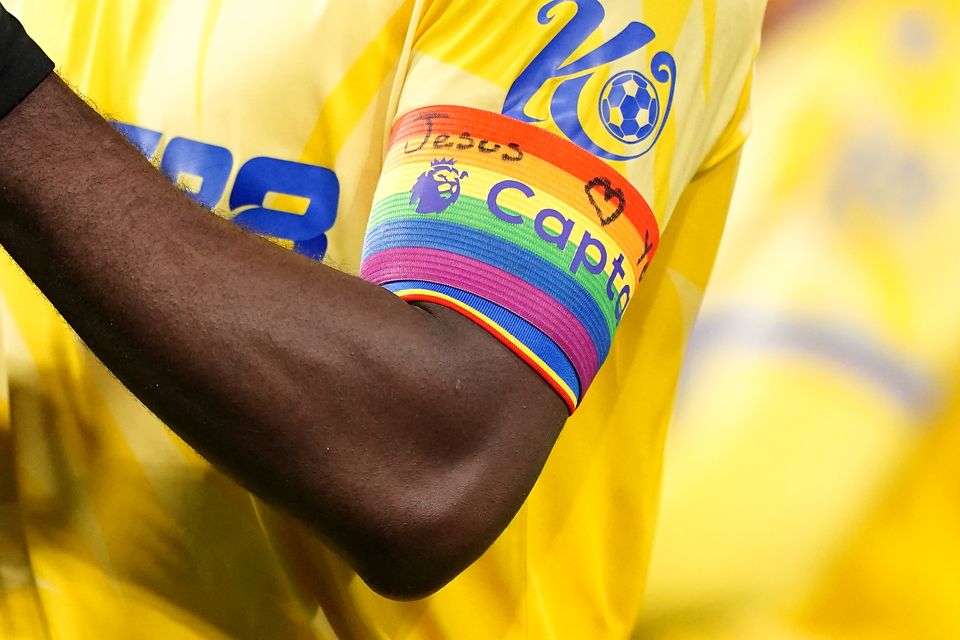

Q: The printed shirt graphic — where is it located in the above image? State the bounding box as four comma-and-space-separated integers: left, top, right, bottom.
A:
1, 1, 762, 639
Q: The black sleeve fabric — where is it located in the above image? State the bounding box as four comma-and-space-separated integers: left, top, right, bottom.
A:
0, 6, 53, 119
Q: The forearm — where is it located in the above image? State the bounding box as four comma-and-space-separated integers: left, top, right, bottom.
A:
0, 76, 565, 596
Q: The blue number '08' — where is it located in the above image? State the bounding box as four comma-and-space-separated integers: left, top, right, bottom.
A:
160, 137, 233, 209
230, 157, 339, 260
113, 122, 340, 261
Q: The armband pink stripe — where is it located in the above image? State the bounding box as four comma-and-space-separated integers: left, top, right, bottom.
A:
362, 247, 601, 389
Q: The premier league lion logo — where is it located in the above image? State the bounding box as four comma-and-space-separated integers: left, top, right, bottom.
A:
410, 158, 469, 214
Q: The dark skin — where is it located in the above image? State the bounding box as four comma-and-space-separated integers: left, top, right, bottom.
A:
0, 75, 568, 599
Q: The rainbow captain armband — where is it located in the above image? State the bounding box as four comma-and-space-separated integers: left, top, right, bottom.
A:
360, 106, 659, 412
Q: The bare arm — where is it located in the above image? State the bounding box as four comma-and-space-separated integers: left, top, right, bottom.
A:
0, 75, 567, 598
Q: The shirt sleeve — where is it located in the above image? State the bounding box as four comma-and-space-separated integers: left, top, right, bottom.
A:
0, 5, 54, 119
359, 0, 762, 412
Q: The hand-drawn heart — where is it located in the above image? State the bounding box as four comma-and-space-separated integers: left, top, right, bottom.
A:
585, 177, 626, 226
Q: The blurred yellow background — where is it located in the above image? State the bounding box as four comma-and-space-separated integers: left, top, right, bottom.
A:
637, 0, 960, 638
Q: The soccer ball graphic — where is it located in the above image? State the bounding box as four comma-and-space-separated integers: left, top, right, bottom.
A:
599, 71, 660, 144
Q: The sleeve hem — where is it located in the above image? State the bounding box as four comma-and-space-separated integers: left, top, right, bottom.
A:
0, 8, 55, 120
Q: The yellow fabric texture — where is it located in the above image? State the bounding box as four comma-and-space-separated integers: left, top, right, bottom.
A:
798, 379, 960, 640
638, 0, 960, 638
1, 1, 762, 638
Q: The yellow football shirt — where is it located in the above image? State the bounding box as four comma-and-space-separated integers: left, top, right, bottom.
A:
638, 0, 960, 637
1, 2, 762, 638
799, 378, 960, 640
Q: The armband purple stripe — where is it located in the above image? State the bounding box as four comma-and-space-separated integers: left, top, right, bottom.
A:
363, 247, 601, 390
360, 216, 612, 358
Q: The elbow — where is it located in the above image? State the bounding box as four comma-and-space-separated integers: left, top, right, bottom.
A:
351, 531, 477, 601
338, 462, 513, 600
294, 305, 565, 599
